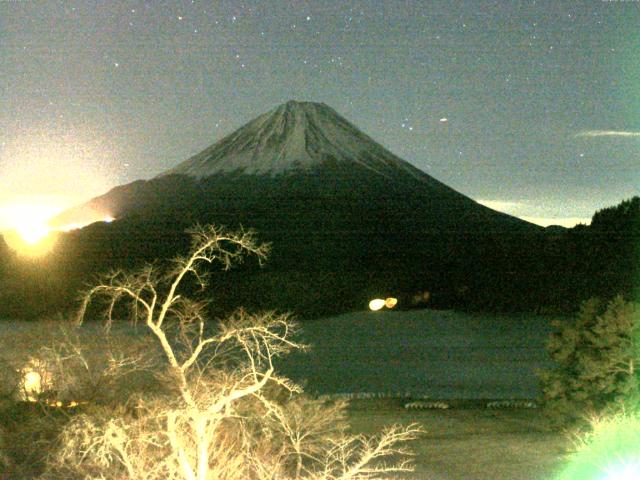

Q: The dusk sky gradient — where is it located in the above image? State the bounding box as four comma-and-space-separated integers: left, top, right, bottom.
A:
1, 0, 639, 228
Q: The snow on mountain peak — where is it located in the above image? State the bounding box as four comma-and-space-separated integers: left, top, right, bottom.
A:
160, 101, 423, 179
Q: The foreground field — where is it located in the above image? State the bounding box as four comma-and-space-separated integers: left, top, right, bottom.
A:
347, 399, 569, 480
1, 311, 566, 479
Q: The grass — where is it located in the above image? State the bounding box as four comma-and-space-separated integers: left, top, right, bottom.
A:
346, 398, 569, 480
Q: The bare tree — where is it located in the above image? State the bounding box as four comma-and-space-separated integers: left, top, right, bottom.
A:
46, 224, 421, 480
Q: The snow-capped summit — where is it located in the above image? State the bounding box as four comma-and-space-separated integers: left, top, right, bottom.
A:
161, 100, 425, 180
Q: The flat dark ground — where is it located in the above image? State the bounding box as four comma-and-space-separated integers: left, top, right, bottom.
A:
347, 399, 569, 480
280, 309, 557, 399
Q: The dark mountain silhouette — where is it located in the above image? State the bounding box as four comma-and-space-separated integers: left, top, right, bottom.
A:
15, 101, 556, 317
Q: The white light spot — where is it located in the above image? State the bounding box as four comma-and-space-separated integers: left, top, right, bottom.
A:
369, 299, 386, 311
603, 461, 640, 480
23, 371, 42, 401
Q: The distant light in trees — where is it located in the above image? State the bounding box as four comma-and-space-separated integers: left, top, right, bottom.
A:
22, 371, 42, 402
385, 297, 398, 309
369, 297, 398, 311
369, 299, 385, 311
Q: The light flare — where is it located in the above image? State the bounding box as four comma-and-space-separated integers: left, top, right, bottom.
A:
369, 297, 399, 311
0, 203, 62, 256
1, 202, 115, 257
602, 461, 640, 480
385, 297, 398, 309
369, 299, 386, 311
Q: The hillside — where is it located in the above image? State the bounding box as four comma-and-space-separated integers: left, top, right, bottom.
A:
4, 105, 637, 319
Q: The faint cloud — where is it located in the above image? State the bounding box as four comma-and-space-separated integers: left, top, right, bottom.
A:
477, 199, 590, 228
519, 216, 590, 228
476, 199, 521, 211
575, 130, 640, 138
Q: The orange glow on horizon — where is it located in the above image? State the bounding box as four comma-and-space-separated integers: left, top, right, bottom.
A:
0, 203, 62, 256
1, 202, 115, 257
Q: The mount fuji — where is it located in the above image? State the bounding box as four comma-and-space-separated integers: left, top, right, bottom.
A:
52, 101, 543, 315
54, 100, 532, 230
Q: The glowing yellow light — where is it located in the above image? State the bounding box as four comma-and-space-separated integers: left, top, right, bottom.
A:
0, 200, 115, 256
16, 222, 49, 245
58, 214, 115, 232
385, 297, 398, 308
0, 203, 63, 256
369, 299, 386, 311
22, 371, 42, 401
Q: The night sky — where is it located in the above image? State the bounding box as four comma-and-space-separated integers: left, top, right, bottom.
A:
1, 0, 639, 228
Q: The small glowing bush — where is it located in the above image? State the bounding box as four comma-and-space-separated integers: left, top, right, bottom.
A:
556, 409, 640, 480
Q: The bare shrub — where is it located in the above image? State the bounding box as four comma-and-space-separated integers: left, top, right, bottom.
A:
44, 225, 422, 480
0, 319, 163, 478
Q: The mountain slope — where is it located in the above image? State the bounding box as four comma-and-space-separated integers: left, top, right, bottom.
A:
49, 101, 544, 316
163, 100, 443, 181
54, 100, 532, 232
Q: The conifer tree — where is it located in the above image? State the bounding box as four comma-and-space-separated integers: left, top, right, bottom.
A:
540, 296, 640, 425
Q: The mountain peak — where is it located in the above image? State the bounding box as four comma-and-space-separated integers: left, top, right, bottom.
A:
160, 101, 424, 179
282, 99, 325, 108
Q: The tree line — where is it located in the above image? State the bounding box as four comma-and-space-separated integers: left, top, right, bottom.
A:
0, 196, 637, 320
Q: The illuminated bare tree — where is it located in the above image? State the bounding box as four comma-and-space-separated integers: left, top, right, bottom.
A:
45, 225, 421, 480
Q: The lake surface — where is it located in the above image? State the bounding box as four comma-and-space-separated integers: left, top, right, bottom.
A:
279, 309, 556, 399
